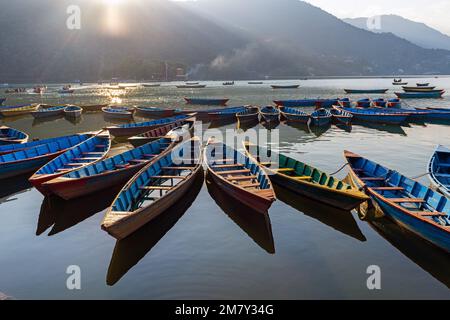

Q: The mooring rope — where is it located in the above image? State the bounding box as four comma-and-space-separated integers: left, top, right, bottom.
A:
412, 172, 431, 179
330, 162, 349, 175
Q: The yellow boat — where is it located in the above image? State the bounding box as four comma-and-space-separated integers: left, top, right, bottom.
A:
0, 104, 40, 117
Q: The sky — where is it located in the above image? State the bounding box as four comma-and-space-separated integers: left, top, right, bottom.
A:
302, 0, 450, 35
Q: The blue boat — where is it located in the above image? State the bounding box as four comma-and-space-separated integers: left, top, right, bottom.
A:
0, 98, 6, 105
372, 98, 387, 108
102, 137, 203, 240
43, 137, 177, 200
395, 91, 444, 99
274, 98, 339, 108
330, 107, 353, 125
387, 98, 402, 108
259, 106, 280, 123
279, 106, 310, 123
29, 132, 111, 195
340, 107, 409, 125
345, 89, 388, 94
429, 145, 450, 198
0, 104, 28, 111
105, 114, 191, 137
368, 107, 430, 121
416, 108, 450, 121
310, 108, 332, 126
356, 98, 371, 108
208, 106, 247, 121
0, 126, 29, 145
0, 133, 91, 156
31, 105, 66, 119
338, 98, 351, 108
345, 150, 450, 253
0, 134, 92, 179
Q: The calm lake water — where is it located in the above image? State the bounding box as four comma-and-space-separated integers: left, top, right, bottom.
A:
0, 78, 450, 299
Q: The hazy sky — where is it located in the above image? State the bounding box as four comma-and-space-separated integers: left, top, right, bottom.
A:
303, 0, 450, 35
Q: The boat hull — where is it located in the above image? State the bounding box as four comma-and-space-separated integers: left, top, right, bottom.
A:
395, 92, 444, 99
0, 152, 63, 180
344, 89, 388, 94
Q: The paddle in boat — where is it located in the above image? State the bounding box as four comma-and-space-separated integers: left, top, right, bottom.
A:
128, 118, 195, 148
43, 137, 178, 200
0, 126, 29, 145
102, 137, 203, 240
136, 107, 178, 118
428, 145, 450, 198
244, 143, 369, 210
29, 131, 111, 195
102, 106, 135, 119
279, 106, 310, 124
205, 139, 276, 213
0, 134, 93, 180
0, 104, 40, 117
338, 106, 409, 125
395, 91, 444, 99
31, 105, 66, 119
184, 98, 229, 106
330, 106, 353, 125
259, 106, 280, 123
105, 114, 191, 137
271, 84, 300, 89
236, 106, 259, 124
344, 89, 388, 94
344, 150, 450, 253
64, 105, 83, 119
310, 108, 332, 126
208, 106, 247, 121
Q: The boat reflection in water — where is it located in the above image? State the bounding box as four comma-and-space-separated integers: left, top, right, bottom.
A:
274, 184, 366, 242
209, 118, 237, 129
284, 122, 331, 138
368, 217, 450, 289
206, 175, 275, 254
236, 118, 260, 132
353, 122, 407, 136
106, 172, 204, 286
37, 185, 123, 236
0, 174, 33, 204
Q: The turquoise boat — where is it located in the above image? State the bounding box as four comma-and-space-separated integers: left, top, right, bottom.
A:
395, 91, 444, 99
0, 134, 92, 179
0, 126, 29, 145
345, 151, 450, 253
429, 145, 450, 198
29, 132, 111, 195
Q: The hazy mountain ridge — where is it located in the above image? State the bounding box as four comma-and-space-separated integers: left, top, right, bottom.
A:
344, 15, 450, 51
0, 0, 449, 82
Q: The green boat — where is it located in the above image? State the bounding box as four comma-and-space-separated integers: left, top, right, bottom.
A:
244, 142, 369, 211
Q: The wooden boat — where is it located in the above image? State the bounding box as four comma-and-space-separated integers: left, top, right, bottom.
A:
142, 84, 161, 88
0, 134, 92, 180
128, 119, 195, 148
279, 106, 310, 123
330, 106, 353, 125
259, 106, 280, 123
105, 114, 191, 137
223, 81, 235, 86
395, 91, 444, 99
135, 107, 178, 118
236, 106, 259, 123
208, 106, 246, 121
102, 106, 135, 119
387, 98, 401, 108
310, 108, 332, 126
393, 79, 408, 85
29, 132, 111, 195
372, 98, 387, 107
356, 98, 371, 108
271, 85, 300, 89
403, 88, 443, 93
417, 83, 430, 87
102, 137, 203, 240
338, 98, 351, 107
244, 143, 369, 210
0, 104, 39, 117
0, 133, 89, 156
402, 86, 436, 92
415, 108, 450, 121
31, 105, 66, 119
429, 145, 450, 198
339, 106, 409, 124
344, 89, 388, 94
274, 98, 339, 108
79, 104, 109, 112
64, 105, 83, 118
176, 84, 206, 89
0, 126, 29, 145
344, 150, 450, 253
184, 98, 229, 106
43, 137, 177, 200
185, 82, 199, 85
205, 140, 276, 213
369, 107, 430, 121
58, 89, 74, 94
248, 81, 263, 85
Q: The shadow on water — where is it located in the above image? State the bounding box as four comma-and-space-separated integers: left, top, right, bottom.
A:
32, 115, 64, 127
106, 171, 204, 286
273, 184, 367, 242
209, 118, 237, 129
206, 174, 275, 254
353, 122, 407, 136
37, 185, 123, 236
261, 121, 280, 130
0, 174, 33, 204
368, 217, 450, 289
66, 116, 83, 126
237, 119, 260, 132
284, 122, 331, 137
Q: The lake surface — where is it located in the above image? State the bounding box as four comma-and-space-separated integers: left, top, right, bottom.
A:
0, 78, 450, 299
